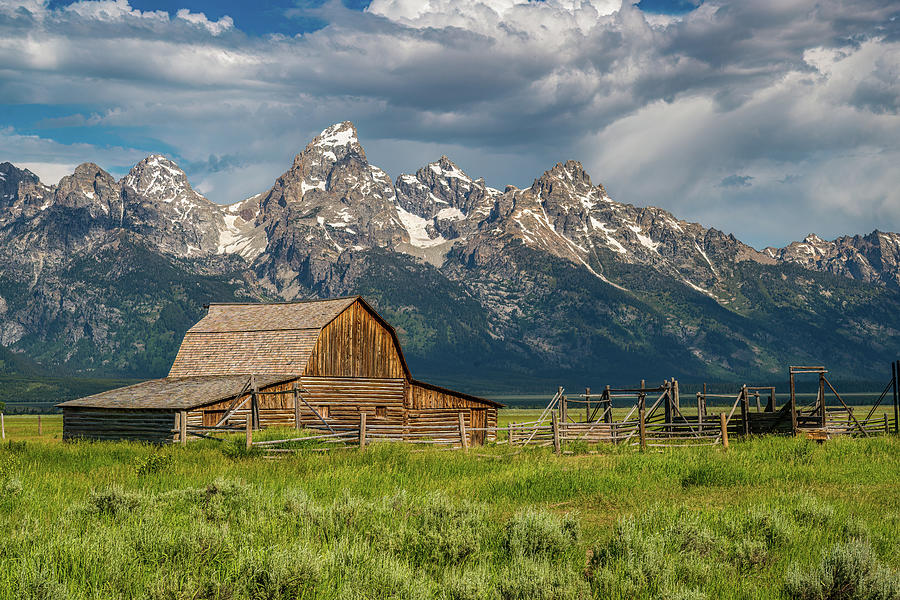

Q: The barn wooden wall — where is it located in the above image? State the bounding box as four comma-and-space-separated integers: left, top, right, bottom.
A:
188, 377, 407, 432
406, 382, 498, 443
63, 408, 177, 443
303, 301, 406, 379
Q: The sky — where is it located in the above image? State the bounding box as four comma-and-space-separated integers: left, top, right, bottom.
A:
1, 0, 898, 248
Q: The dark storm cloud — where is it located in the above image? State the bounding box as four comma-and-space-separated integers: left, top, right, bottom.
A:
0, 0, 898, 246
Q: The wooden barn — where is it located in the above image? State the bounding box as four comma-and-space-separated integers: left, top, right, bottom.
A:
58, 297, 500, 444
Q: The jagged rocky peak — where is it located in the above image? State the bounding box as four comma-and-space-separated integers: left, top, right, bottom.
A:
0, 162, 41, 207
121, 154, 205, 205
54, 163, 122, 219
295, 121, 365, 168
395, 155, 499, 225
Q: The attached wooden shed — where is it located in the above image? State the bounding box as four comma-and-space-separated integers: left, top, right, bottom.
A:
59, 297, 500, 444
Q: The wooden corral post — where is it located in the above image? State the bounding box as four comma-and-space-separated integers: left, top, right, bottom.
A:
37, 414, 42, 436
250, 374, 260, 430
507, 423, 513, 446
673, 378, 680, 410
755, 392, 762, 413
884, 413, 890, 435
292, 382, 301, 430
458, 412, 469, 452
765, 388, 775, 412
664, 380, 672, 431
552, 412, 561, 455
245, 416, 252, 450
585, 387, 591, 423
697, 393, 704, 429
818, 372, 826, 428
358, 412, 367, 450
701, 383, 707, 419
720, 413, 729, 450
740, 385, 750, 436
638, 403, 647, 452
604, 385, 613, 423
789, 370, 798, 435
0, 412, 4, 439
557, 386, 564, 423
893, 360, 899, 434
180, 410, 187, 445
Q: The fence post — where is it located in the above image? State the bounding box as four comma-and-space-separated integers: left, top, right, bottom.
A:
789, 370, 798, 435
458, 412, 469, 452
585, 387, 591, 422
358, 412, 367, 450
893, 360, 899, 434
251, 374, 260, 430
720, 413, 729, 450
245, 416, 252, 450
741, 385, 750, 436
293, 382, 301, 430
638, 405, 647, 452
0, 412, 4, 439
507, 423, 513, 446
552, 412, 561, 455
883, 413, 889, 435
818, 372, 826, 428
604, 385, 613, 423
180, 410, 187, 445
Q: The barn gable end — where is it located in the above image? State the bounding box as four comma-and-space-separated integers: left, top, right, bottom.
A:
303, 299, 408, 379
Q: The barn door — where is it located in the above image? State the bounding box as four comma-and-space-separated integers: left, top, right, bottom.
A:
471, 409, 487, 445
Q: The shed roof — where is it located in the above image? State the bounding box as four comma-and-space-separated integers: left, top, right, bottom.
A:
57, 375, 294, 410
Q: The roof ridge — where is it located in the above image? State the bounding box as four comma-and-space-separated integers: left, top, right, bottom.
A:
207, 296, 360, 307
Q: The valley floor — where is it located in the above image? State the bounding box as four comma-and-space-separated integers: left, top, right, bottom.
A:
0, 415, 898, 599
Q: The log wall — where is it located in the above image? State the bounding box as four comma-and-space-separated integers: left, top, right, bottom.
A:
303, 300, 406, 379
62, 408, 176, 443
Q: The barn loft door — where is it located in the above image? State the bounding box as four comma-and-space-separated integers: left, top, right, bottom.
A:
471, 409, 487, 445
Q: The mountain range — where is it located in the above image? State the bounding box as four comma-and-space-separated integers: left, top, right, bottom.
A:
2, 121, 899, 393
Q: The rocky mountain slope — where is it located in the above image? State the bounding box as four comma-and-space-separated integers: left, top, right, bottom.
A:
1, 122, 898, 390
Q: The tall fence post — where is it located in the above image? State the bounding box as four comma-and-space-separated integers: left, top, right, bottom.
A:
358, 412, 367, 450
604, 385, 613, 423
818, 372, 826, 428
585, 387, 591, 422
884, 413, 889, 435
245, 416, 252, 450
741, 385, 750, 436
507, 423, 513, 446
789, 370, 798, 436
552, 412, 561, 455
251, 374, 260, 430
458, 412, 469, 452
638, 403, 647, 452
292, 382, 301, 430
0, 412, 4, 439
893, 360, 899, 434
720, 413, 729, 450
697, 392, 703, 430
180, 410, 187, 445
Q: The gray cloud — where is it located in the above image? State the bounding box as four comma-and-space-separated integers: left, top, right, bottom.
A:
0, 0, 898, 247
719, 174, 753, 188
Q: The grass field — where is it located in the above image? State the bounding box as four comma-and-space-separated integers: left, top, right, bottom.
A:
1, 415, 899, 599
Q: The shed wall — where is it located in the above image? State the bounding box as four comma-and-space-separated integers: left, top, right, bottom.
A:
62, 408, 176, 443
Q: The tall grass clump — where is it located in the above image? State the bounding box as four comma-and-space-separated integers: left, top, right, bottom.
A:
785, 540, 900, 600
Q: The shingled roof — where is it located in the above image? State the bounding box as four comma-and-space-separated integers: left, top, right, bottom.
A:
57, 375, 294, 410
168, 297, 362, 378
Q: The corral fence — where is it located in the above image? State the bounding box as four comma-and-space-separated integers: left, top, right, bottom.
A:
165, 361, 900, 454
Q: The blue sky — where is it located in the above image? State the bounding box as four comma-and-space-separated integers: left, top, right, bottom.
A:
1, 0, 898, 247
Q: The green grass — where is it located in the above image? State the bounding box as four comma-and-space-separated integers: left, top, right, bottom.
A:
1, 416, 899, 599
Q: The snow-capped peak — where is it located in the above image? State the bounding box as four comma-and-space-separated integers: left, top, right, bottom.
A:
315, 121, 359, 149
